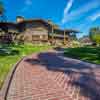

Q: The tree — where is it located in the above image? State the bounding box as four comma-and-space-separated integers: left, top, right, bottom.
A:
0, 1, 4, 15
89, 27, 100, 46
0, 1, 6, 22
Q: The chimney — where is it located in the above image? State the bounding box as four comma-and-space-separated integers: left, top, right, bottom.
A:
16, 16, 24, 23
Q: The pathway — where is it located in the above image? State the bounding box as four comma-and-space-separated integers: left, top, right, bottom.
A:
1, 51, 100, 100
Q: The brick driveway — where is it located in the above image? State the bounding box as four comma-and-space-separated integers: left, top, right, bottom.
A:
5, 52, 100, 100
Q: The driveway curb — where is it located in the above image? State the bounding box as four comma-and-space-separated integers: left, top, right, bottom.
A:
0, 57, 25, 100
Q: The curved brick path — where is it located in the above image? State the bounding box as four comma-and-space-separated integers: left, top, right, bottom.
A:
5, 51, 100, 100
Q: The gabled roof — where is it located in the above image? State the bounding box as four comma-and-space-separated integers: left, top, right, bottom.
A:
0, 18, 80, 34
0, 19, 50, 26
17, 19, 51, 26
0, 22, 17, 26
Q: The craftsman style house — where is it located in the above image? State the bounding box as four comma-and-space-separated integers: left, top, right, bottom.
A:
0, 16, 79, 45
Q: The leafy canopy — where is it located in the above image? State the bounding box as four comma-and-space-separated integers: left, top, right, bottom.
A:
0, 1, 4, 15
89, 27, 100, 46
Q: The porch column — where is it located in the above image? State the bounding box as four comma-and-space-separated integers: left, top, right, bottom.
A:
52, 25, 54, 41
64, 30, 66, 45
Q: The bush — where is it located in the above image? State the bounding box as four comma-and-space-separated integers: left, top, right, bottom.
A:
70, 40, 82, 47
89, 27, 100, 46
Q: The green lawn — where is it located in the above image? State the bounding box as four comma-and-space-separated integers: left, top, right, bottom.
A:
64, 46, 100, 64
0, 43, 52, 89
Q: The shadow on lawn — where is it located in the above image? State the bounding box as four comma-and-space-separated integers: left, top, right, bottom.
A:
25, 51, 100, 100
64, 46, 100, 64
0, 46, 19, 56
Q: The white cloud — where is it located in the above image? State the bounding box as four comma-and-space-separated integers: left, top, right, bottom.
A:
64, 0, 74, 15
20, 7, 28, 13
62, 0, 74, 24
89, 12, 100, 21
61, 1, 100, 24
20, 0, 32, 13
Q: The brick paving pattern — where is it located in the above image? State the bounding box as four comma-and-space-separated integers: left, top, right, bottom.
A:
5, 52, 100, 100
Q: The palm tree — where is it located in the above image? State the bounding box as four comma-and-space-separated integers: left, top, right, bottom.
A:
0, 1, 4, 15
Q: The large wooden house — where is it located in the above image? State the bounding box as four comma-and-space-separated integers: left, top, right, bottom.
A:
0, 16, 79, 45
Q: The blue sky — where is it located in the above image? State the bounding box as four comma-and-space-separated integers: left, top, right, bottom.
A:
2, 0, 100, 38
